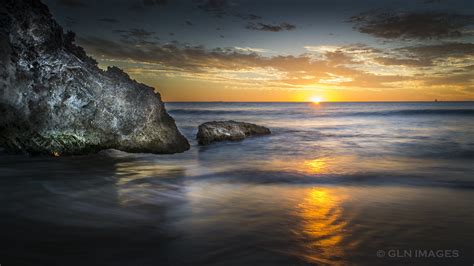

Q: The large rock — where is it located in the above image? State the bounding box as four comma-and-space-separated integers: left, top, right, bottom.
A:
0, 0, 190, 155
197, 120, 271, 145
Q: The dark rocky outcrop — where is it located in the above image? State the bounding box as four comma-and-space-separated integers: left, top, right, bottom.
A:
197, 120, 271, 145
0, 0, 189, 155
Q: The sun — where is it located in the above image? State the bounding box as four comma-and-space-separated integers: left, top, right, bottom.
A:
309, 96, 323, 104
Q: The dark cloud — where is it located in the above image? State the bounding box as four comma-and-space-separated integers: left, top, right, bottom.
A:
374, 57, 433, 67
350, 10, 474, 39
195, 0, 228, 18
235, 13, 262, 20
78, 36, 261, 72
246, 22, 296, 32
99, 18, 120, 23
185, 20, 194, 26
77, 37, 278, 71
398, 42, 474, 59
142, 0, 168, 6
114, 28, 155, 38
422, 0, 445, 3
195, 0, 263, 21
56, 0, 87, 8
113, 28, 157, 44
131, 0, 168, 10
371, 42, 474, 67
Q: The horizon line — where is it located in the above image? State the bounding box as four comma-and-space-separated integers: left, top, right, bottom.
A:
165, 100, 474, 103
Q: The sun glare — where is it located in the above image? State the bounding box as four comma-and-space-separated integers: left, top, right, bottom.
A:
310, 96, 323, 104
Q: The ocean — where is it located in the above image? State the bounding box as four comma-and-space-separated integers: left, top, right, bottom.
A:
1, 102, 473, 265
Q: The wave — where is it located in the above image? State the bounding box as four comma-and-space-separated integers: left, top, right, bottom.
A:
191, 169, 474, 189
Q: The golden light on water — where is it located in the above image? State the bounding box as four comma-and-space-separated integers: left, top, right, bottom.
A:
262, 156, 356, 176
296, 188, 349, 264
303, 159, 327, 174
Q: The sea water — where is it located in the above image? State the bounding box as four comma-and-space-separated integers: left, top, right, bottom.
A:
1, 102, 473, 265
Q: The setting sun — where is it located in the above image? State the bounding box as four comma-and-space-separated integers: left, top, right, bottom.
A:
310, 96, 323, 104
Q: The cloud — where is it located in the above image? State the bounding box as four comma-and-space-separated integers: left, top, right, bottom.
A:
235, 13, 262, 20
112, 28, 157, 44
185, 20, 194, 26
234, 47, 271, 53
246, 22, 296, 32
195, 0, 263, 22
307, 42, 473, 66
304, 45, 340, 53
374, 57, 433, 67
56, 0, 87, 8
348, 42, 474, 69
74, 35, 473, 94
79, 37, 261, 72
423, 73, 473, 86
398, 42, 474, 58
77, 37, 410, 89
350, 10, 474, 39
422, 0, 446, 3
131, 0, 168, 10
195, 0, 228, 17
142, 0, 168, 6
99, 18, 120, 23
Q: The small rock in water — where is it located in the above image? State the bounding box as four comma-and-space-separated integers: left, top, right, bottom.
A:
197, 120, 271, 145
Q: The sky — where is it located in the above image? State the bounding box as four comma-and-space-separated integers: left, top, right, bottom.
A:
44, 0, 474, 102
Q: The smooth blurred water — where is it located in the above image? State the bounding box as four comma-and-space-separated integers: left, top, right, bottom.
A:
1, 102, 473, 265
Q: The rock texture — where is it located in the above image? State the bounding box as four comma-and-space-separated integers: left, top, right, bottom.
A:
197, 121, 271, 145
0, 0, 189, 155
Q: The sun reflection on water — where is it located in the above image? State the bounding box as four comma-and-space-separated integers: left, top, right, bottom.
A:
295, 188, 349, 265
262, 155, 358, 176
303, 158, 327, 174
